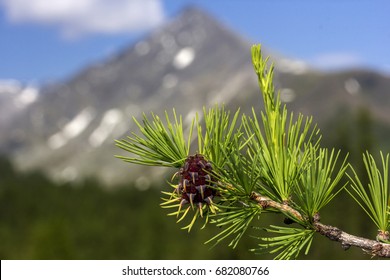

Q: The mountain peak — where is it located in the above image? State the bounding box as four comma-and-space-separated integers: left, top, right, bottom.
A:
3, 5, 387, 188
3, 4, 255, 186
177, 5, 209, 16
173, 5, 216, 22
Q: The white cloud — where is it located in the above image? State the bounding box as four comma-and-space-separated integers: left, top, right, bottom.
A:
1, 0, 165, 38
308, 52, 363, 70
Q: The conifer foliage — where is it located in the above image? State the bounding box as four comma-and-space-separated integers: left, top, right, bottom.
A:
116, 44, 390, 259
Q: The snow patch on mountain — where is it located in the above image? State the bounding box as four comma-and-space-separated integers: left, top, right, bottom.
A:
89, 108, 123, 147
173, 47, 195, 69
47, 107, 96, 149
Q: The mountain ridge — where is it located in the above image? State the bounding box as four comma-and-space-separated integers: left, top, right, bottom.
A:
1, 6, 389, 188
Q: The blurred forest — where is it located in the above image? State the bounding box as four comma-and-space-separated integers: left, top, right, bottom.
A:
1, 104, 389, 260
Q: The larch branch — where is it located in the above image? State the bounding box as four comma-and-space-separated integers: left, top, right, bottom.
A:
250, 191, 390, 258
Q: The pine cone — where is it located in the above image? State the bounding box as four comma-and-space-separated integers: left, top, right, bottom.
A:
177, 154, 215, 208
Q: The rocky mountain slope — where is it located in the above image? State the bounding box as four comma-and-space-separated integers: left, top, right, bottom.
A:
1, 7, 389, 188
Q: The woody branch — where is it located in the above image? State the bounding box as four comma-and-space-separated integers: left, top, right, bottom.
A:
250, 191, 390, 258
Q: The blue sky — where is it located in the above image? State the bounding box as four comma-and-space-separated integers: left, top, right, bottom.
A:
0, 0, 389, 84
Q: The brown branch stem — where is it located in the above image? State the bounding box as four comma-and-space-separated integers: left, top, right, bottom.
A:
250, 191, 390, 258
